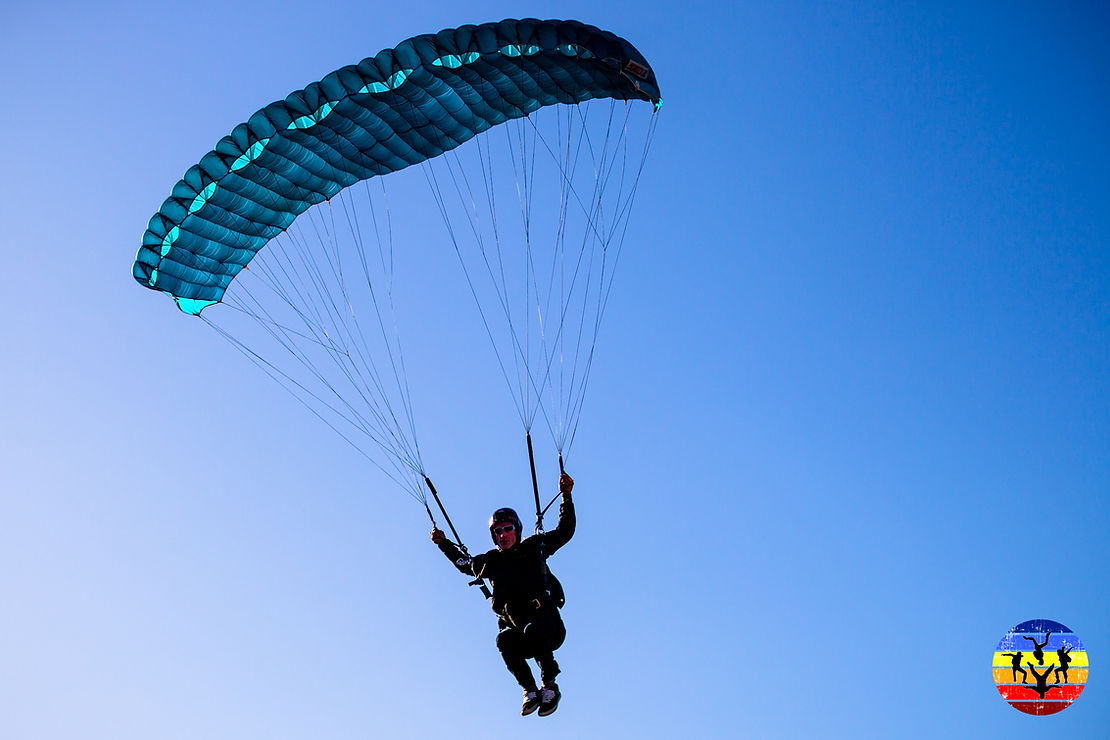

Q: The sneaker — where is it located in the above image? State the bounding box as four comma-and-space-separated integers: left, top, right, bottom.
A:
538, 683, 561, 716
521, 689, 541, 716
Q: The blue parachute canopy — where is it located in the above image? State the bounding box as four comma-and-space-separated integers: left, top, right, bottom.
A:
133, 18, 661, 314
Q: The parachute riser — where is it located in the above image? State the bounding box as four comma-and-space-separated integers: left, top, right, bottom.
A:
538, 453, 565, 520
527, 438, 569, 532
424, 476, 464, 551
527, 433, 544, 534
424, 476, 492, 599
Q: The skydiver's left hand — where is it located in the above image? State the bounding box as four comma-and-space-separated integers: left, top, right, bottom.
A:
430, 527, 446, 545
559, 472, 574, 495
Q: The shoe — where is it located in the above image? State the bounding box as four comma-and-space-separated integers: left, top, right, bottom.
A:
538, 683, 560, 716
521, 689, 541, 716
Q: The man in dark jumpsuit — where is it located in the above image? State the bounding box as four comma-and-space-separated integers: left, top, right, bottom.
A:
432, 472, 575, 716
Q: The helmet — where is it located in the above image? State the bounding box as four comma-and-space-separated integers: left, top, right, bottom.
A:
489, 507, 523, 544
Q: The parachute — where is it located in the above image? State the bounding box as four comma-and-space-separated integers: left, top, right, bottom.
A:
134, 19, 660, 515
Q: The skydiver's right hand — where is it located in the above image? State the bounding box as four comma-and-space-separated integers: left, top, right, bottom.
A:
430, 527, 446, 545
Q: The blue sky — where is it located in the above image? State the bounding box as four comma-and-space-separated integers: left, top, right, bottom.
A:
1, 1, 1108, 737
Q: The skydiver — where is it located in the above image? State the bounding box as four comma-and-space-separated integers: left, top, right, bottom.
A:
1001, 652, 1028, 683
432, 472, 575, 717
1054, 645, 1074, 684
1024, 664, 1060, 699
1022, 631, 1052, 665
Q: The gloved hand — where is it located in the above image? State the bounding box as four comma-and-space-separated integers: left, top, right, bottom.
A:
559, 472, 574, 495
430, 527, 446, 545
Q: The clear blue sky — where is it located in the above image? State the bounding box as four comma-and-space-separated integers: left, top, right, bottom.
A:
2, 1, 1108, 737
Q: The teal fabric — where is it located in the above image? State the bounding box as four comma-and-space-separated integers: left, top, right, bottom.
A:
133, 19, 661, 314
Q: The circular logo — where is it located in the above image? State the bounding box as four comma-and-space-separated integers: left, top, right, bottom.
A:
993, 619, 1087, 715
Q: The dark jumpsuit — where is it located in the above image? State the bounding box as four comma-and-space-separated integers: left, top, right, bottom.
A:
438, 494, 575, 689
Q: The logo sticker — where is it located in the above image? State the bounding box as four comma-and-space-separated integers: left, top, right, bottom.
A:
993, 619, 1087, 715
624, 60, 650, 80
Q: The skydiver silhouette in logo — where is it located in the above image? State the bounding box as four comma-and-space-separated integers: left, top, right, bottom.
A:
1022, 631, 1052, 665
1001, 652, 1028, 683
1025, 664, 1060, 699
1054, 645, 1074, 684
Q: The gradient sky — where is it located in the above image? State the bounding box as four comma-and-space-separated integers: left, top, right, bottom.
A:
2, 1, 1108, 738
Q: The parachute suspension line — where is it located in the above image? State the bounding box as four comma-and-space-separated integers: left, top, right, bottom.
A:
518, 101, 580, 449
425, 117, 584, 449
419, 114, 570, 530
520, 103, 595, 452
206, 150, 430, 501
481, 115, 562, 440
298, 202, 391, 430
513, 100, 658, 457
216, 279, 425, 499
562, 106, 660, 455
555, 104, 581, 447
504, 63, 536, 432
473, 130, 530, 422
422, 159, 518, 424
519, 114, 539, 432
309, 128, 427, 477
554, 103, 590, 449
365, 177, 424, 467
507, 112, 555, 437
513, 101, 621, 455
420, 97, 657, 469
303, 182, 424, 471
557, 101, 622, 455
342, 174, 426, 473
222, 268, 407, 461
201, 314, 426, 503
449, 137, 530, 422
422, 155, 536, 430
425, 103, 615, 452
320, 147, 428, 477
555, 102, 613, 449
503, 113, 560, 440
